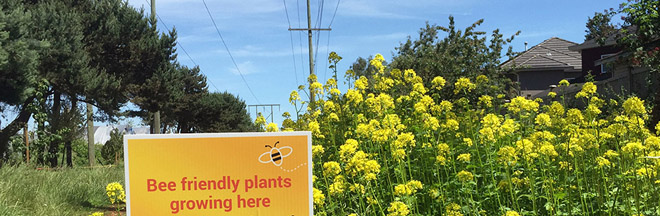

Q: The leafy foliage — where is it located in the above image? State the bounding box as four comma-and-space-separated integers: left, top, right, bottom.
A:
390, 17, 520, 101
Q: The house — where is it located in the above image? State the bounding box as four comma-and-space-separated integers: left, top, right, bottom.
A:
501, 37, 583, 98
567, 35, 655, 98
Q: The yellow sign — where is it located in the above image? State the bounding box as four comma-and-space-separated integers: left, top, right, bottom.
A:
123, 132, 312, 215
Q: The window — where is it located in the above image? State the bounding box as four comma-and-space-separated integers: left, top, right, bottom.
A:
600, 54, 616, 74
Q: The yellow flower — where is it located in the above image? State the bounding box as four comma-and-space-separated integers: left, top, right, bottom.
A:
329, 88, 341, 96
393, 184, 411, 196
323, 161, 342, 176
476, 74, 489, 84
503, 210, 520, 216
478, 95, 493, 107
456, 170, 474, 182
439, 100, 453, 112
310, 82, 324, 95
457, 153, 471, 162
423, 114, 440, 131
566, 109, 584, 125
106, 182, 126, 204
414, 95, 434, 113
289, 90, 300, 104
328, 175, 346, 196
346, 89, 363, 103
498, 146, 518, 166
604, 150, 619, 158
454, 77, 476, 94
431, 76, 446, 90
444, 119, 460, 131
463, 138, 473, 147
535, 113, 552, 127
328, 113, 339, 122
445, 203, 463, 216
412, 83, 427, 95
646, 136, 660, 150
370, 53, 386, 74
355, 76, 369, 90
349, 183, 366, 194
636, 167, 657, 178
623, 96, 646, 116
391, 148, 407, 161
312, 145, 325, 158
549, 101, 565, 116
313, 187, 325, 205
559, 79, 570, 86
387, 201, 410, 216
265, 122, 279, 132
406, 180, 423, 190
89, 212, 104, 216
254, 113, 267, 128
539, 143, 558, 157
547, 91, 557, 98
393, 180, 423, 196
622, 142, 645, 154
307, 121, 322, 138
596, 156, 612, 168
394, 132, 415, 149
575, 82, 596, 98
508, 96, 539, 114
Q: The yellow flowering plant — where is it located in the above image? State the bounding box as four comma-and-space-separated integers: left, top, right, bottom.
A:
283, 52, 659, 215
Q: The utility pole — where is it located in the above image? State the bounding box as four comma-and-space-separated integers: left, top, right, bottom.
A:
248, 104, 281, 123
151, 0, 161, 134
288, 0, 330, 109
86, 103, 95, 166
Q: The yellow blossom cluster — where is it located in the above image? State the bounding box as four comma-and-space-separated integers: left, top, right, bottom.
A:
105, 182, 126, 204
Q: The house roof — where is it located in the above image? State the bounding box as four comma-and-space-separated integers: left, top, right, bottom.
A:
567, 36, 617, 51
501, 37, 582, 71
568, 26, 638, 51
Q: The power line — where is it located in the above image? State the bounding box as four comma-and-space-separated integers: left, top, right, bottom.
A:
323, 30, 331, 82
296, 0, 306, 82
313, 0, 325, 73
282, 0, 300, 86
143, 0, 221, 93
328, 0, 341, 27
201, 0, 261, 104
324, 0, 340, 81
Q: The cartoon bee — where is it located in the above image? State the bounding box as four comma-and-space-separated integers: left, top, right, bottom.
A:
258, 141, 293, 167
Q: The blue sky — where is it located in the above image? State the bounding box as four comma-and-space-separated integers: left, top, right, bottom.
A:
0, 0, 628, 130
122, 0, 624, 126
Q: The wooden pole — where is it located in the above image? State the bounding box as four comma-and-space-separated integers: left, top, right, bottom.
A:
24, 124, 29, 163
151, 0, 161, 134
87, 103, 95, 166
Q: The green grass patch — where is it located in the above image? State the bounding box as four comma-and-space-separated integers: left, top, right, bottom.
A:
0, 165, 124, 216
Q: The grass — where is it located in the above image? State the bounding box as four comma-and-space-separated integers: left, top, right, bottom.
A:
0, 164, 125, 216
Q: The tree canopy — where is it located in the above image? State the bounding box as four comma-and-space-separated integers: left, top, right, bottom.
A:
0, 0, 255, 166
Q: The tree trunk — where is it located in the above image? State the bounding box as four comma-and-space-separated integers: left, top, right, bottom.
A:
48, 92, 61, 168
0, 98, 33, 166
65, 98, 77, 167
87, 102, 95, 166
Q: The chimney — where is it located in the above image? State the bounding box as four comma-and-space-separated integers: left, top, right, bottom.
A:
524, 42, 528, 51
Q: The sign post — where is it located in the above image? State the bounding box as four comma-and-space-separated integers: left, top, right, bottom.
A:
123, 132, 312, 215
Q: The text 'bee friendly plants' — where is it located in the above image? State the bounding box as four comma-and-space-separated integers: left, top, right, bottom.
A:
273, 52, 660, 216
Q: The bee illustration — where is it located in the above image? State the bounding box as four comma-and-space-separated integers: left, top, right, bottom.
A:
258, 141, 293, 167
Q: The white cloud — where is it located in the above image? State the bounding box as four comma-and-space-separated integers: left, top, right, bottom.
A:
229, 61, 259, 75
